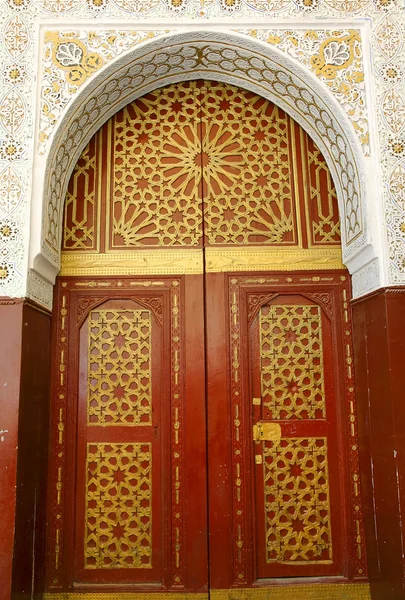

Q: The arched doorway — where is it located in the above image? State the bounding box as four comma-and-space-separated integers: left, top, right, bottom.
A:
44, 81, 370, 599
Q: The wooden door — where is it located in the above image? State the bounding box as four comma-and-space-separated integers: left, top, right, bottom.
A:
206, 273, 366, 593
47, 276, 208, 593
46, 80, 368, 598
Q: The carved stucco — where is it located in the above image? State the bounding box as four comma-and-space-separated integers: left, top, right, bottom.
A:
29, 30, 377, 310
0, 0, 403, 305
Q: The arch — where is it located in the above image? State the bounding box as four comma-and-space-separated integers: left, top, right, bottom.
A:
28, 29, 379, 307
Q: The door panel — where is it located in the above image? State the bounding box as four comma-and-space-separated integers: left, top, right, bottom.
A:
206, 273, 366, 590
74, 299, 164, 583
250, 295, 341, 578
46, 276, 208, 593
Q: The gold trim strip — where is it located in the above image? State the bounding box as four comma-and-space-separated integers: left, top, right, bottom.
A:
60, 250, 204, 276
44, 592, 209, 600
211, 584, 371, 600
44, 595, 207, 600
43, 585, 370, 600
60, 247, 344, 276
205, 247, 344, 272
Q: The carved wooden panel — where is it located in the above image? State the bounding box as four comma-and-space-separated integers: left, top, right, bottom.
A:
260, 304, 326, 420
62, 81, 341, 257
207, 273, 367, 588
85, 442, 152, 569
63, 135, 98, 251
201, 87, 297, 246
87, 308, 152, 426
263, 437, 332, 564
252, 294, 337, 577
302, 132, 341, 246
46, 277, 208, 592
110, 82, 203, 248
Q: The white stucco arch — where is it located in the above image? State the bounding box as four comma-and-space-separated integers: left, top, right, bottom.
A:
28, 29, 382, 308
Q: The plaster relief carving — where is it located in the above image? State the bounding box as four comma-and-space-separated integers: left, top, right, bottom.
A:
37, 32, 367, 291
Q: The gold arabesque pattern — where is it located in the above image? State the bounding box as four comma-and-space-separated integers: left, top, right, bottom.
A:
263, 437, 332, 564
85, 442, 152, 569
62, 81, 341, 259
87, 309, 152, 426
260, 304, 326, 420
111, 83, 202, 248
43, 583, 371, 600
303, 133, 341, 246
201, 87, 296, 245
63, 136, 98, 251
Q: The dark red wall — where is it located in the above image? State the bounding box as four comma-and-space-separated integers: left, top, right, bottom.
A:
11, 302, 51, 600
352, 288, 405, 600
0, 301, 23, 600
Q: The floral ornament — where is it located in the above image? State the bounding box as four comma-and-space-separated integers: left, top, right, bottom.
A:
387, 137, 405, 158
400, 222, 405, 235
0, 89, 26, 136
46, 32, 104, 88
36, 0, 80, 11
218, 0, 242, 13
2, 64, 27, 86
379, 63, 403, 84
169, 0, 186, 7
0, 262, 13, 284
295, 0, 320, 11
372, 0, 396, 10
86, 0, 108, 10
310, 31, 358, 79
0, 138, 24, 161
0, 221, 18, 243
6, 0, 30, 10
4, 16, 30, 61
389, 163, 405, 207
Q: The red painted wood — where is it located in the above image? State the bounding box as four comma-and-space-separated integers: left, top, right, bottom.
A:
249, 293, 342, 578
46, 277, 208, 593
206, 273, 234, 589
352, 289, 405, 600
73, 297, 166, 585
183, 275, 209, 591
0, 302, 23, 600
206, 273, 364, 588
12, 303, 51, 599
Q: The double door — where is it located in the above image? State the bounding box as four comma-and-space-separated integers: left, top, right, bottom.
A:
46, 269, 363, 594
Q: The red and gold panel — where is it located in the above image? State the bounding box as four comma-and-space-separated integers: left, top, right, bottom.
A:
301, 132, 341, 246
63, 134, 99, 251
263, 437, 332, 564
260, 304, 326, 420
62, 81, 341, 257
206, 273, 367, 590
85, 441, 152, 570
110, 82, 204, 249
251, 294, 340, 578
75, 297, 162, 585
87, 308, 152, 426
46, 277, 208, 593
201, 85, 298, 246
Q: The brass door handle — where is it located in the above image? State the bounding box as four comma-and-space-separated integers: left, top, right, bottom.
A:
252, 422, 281, 443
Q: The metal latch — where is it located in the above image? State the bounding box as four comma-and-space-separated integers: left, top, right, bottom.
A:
253, 422, 281, 443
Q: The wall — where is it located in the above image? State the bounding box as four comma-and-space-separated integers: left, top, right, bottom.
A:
0, 302, 23, 600
353, 289, 405, 600
11, 302, 51, 600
